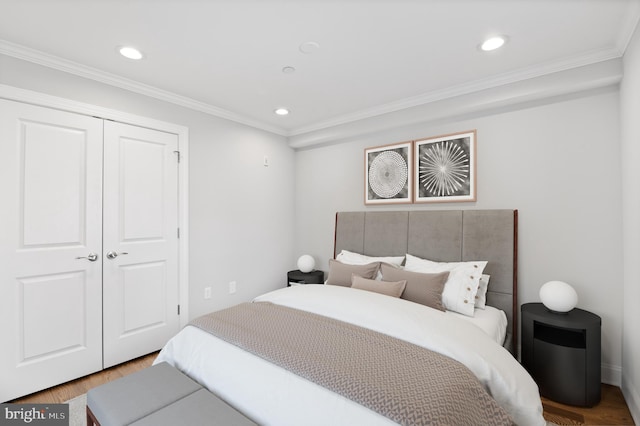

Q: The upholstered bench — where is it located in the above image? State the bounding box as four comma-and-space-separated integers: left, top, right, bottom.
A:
86, 362, 256, 426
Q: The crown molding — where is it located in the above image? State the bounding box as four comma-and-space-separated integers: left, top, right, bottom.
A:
288, 58, 623, 149
0, 39, 288, 136
288, 46, 623, 137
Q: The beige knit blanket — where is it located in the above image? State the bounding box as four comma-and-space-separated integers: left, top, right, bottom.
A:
190, 302, 514, 426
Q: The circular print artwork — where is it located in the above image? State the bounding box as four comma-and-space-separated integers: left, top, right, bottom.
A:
368, 150, 408, 199
418, 138, 470, 198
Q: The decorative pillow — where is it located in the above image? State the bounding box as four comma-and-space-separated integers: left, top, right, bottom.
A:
350, 274, 406, 298
336, 250, 405, 266
379, 263, 449, 311
325, 259, 380, 287
475, 274, 491, 309
404, 254, 487, 317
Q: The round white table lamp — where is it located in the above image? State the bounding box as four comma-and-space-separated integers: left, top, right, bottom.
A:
297, 255, 315, 273
539, 280, 578, 313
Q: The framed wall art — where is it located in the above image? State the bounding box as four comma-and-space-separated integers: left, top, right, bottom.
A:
365, 141, 412, 205
414, 130, 476, 203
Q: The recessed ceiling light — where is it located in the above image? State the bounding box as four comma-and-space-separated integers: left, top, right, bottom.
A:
118, 46, 144, 60
480, 36, 507, 52
282, 66, 296, 74
274, 108, 289, 116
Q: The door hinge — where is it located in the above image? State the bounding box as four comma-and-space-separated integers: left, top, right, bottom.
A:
178, 305, 181, 315
177, 227, 180, 238
173, 150, 181, 163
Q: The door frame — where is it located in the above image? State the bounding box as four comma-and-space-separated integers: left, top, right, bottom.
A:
0, 84, 190, 327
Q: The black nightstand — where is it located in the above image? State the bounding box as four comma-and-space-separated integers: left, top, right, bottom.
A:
287, 270, 324, 287
521, 302, 601, 407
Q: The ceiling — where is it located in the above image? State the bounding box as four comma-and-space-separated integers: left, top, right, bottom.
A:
1, 0, 639, 136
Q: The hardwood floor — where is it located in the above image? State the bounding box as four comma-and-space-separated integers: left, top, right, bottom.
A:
9, 352, 157, 404
10, 354, 637, 425
542, 385, 635, 425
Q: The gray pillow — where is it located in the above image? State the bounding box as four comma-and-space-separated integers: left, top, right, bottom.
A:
380, 263, 449, 311
351, 274, 406, 298
325, 259, 380, 287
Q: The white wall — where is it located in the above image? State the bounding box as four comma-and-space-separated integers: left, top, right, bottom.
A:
295, 86, 624, 384
0, 54, 296, 320
621, 21, 640, 424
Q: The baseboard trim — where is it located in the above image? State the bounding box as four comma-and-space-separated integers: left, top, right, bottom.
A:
622, 379, 640, 425
602, 363, 622, 386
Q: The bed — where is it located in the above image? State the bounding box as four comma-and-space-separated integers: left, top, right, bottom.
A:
155, 209, 545, 425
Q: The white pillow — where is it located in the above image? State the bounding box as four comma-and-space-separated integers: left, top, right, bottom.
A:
475, 274, 491, 309
404, 253, 487, 317
336, 250, 404, 266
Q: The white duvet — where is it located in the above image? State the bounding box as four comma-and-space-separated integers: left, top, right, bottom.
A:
155, 284, 545, 426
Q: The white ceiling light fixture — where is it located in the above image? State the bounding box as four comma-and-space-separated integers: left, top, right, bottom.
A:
480, 36, 507, 52
118, 46, 144, 60
274, 108, 290, 116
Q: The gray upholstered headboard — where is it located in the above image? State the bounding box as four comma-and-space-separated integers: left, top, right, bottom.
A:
333, 209, 518, 354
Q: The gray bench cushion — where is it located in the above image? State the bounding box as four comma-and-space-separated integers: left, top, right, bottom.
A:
131, 388, 256, 426
87, 362, 201, 426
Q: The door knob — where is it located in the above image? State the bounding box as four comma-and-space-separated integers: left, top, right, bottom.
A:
76, 253, 98, 262
106, 251, 128, 259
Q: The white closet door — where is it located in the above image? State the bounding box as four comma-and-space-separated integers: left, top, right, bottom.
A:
0, 99, 103, 402
102, 121, 180, 368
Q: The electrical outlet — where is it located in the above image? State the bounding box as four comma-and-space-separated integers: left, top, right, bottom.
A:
204, 286, 211, 299
229, 281, 237, 294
